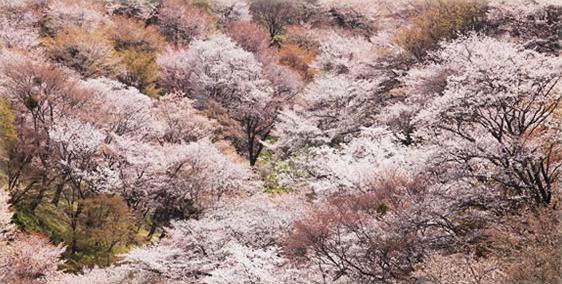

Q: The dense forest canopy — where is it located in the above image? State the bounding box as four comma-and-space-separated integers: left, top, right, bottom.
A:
0, 0, 561, 283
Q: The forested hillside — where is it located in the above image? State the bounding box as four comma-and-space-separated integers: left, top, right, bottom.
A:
0, 0, 561, 283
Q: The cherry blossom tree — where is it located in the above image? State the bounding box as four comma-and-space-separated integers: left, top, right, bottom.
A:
486, 0, 562, 54
208, 0, 251, 26
413, 34, 562, 207
48, 117, 119, 204
268, 33, 394, 151
158, 35, 282, 165
157, 0, 213, 46
313, 31, 378, 77
226, 20, 305, 97
273, 74, 386, 153
108, 136, 252, 236
226, 20, 270, 55
104, 0, 158, 20
282, 174, 450, 283
44, 0, 111, 35
43, 116, 127, 257
53, 265, 141, 284
412, 253, 506, 284
175, 35, 272, 109
323, 2, 375, 37
78, 78, 158, 138
124, 193, 312, 283
306, 75, 384, 140
249, 0, 301, 45
152, 92, 215, 144
0, 3, 40, 50
282, 126, 432, 197
1, 183, 64, 284
0, 60, 92, 210
270, 110, 328, 155
0, 233, 65, 284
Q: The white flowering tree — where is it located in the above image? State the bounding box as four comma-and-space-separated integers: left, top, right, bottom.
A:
79, 78, 158, 139
48, 117, 119, 203
124, 193, 314, 283
159, 35, 280, 165
0, 190, 64, 284
45, 0, 111, 35
0, 3, 40, 51
412, 253, 506, 284
104, 0, 158, 20
109, 136, 252, 237
272, 73, 386, 157
486, 0, 562, 54
152, 92, 215, 143
313, 31, 378, 77
209, 0, 251, 25
0, 60, 92, 211
280, 126, 432, 197
157, 0, 212, 46
0, 233, 65, 284
44, 0, 111, 35
413, 34, 562, 207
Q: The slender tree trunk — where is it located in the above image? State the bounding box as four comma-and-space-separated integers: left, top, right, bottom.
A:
69, 203, 83, 254
29, 176, 48, 212
51, 182, 66, 206
147, 220, 158, 239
